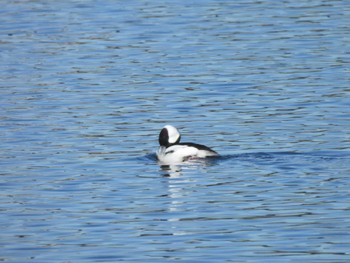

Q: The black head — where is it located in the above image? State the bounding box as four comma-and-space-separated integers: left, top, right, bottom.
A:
158, 125, 181, 147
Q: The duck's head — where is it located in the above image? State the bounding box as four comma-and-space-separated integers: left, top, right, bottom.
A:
159, 125, 181, 147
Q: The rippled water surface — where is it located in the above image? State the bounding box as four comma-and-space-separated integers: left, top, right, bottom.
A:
1, 0, 350, 262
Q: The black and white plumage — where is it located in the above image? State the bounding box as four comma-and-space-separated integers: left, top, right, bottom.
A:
156, 125, 219, 164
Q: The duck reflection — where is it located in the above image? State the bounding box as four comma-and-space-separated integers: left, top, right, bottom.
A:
159, 164, 182, 177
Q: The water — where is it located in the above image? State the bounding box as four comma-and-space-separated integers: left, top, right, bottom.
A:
1, 0, 350, 262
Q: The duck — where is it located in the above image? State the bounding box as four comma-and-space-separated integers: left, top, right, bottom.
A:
156, 125, 219, 164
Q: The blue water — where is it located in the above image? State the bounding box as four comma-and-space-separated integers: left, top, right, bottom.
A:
1, 0, 350, 262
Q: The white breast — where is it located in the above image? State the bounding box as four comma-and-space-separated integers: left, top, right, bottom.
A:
157, 145, 216, 164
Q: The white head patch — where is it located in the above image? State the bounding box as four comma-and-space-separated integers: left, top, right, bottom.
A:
164, 125, 180, 144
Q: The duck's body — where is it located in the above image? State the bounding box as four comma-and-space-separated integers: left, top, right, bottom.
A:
156, 125, 219, 164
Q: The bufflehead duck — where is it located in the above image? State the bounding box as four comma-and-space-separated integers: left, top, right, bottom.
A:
156, 125, 219, 164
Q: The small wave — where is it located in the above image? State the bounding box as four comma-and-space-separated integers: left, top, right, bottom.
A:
141, 150, 350, 165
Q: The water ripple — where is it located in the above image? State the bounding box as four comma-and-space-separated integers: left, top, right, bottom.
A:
1, 0, 350, 262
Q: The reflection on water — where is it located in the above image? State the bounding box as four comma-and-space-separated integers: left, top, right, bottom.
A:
1, 0, 350, 261
158, 156, 219, 177
160, 164, 183, 178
